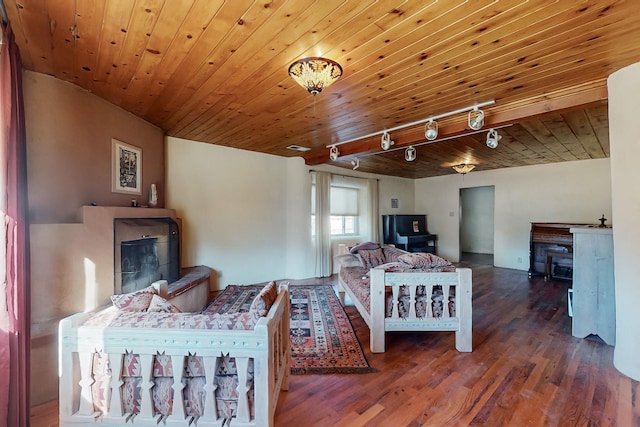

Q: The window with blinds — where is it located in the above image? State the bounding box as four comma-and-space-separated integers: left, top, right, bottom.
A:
311, 185, 359, 236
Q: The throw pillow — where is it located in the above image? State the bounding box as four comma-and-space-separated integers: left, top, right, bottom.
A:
249, 281, 278, 316
147, 294, 181, 313
382, 245, 407, 263
111, 286, 157, 311
398, 252, 452, 269
349, 241, 381, 254
358, 248, 387, 270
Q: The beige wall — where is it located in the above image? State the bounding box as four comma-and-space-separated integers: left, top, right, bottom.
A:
166, 137, 416, 287
24, 71, 166, 405
414, 158, 612, 267
608, 62, 640, 381
24, 71, 165, 224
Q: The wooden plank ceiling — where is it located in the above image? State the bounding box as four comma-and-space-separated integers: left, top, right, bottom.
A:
5, 0, 639, 178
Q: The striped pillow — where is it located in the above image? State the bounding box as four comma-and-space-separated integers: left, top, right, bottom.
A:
249, 281, 279, 316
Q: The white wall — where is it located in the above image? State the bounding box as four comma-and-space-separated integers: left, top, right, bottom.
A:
414, 159, 612, 268
166, 137, 414, 287
379, 176, 415, 214
608, 61, 640, 381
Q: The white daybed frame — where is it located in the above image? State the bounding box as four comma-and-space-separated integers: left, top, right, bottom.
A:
59, 280, 290, 427
338, 267, 473, 353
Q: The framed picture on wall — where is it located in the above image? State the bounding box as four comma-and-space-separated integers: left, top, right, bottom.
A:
112, 139, 142, 195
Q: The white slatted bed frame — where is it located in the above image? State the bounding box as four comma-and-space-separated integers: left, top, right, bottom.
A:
58, 281, 290, 427
339, 267, 472, 353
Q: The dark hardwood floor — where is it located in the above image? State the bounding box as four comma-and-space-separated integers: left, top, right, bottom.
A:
31, 263, 639, 426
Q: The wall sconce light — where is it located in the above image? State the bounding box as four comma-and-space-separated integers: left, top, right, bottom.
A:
486, 129, 501, 148
381, 132, 394, 150
405, 146, 416, 162
351, 157, 360, 170
425, 120, 438, 140
468, 107, 485, 130
329, 145, 340, 160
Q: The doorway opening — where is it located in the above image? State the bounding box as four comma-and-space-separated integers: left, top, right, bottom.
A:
460, 186, 495, 265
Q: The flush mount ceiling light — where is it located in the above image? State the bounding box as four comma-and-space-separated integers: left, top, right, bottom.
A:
486, 128, 502, 148
329, 145, 340, 161
405, 146, 416, 162
452, 163, 476, 174
468, 107, 485, 130
381, 132, 394, 150
288, 57, 343, 95
425, 120, 438, 141
351, 157, 360, 170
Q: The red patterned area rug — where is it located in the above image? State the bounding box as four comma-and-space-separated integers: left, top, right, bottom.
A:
205, 284, 376, 374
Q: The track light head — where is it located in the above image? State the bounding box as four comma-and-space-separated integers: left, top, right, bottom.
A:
405, 146, 416, 162
425, 120, 438, 141
329, 145, 340, 160
468, 107, 485, 130
486, 129, 501, 149
351, 157, 360, 170
381, 132, 394, 150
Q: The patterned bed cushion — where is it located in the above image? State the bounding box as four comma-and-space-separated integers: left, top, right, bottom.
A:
385, 285, 456, 318
339, 266, 371, 311
81, 310, 262, 330
249, 280, 278, 316
340, 266, 457, 317
147, 294, 182, 313
110, 285, 157, 311
358, 248, 387, 269
398, 252, 453, 269
91, 352, 253, 420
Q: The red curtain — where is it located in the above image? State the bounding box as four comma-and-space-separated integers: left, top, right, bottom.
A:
0, 23, 30, 427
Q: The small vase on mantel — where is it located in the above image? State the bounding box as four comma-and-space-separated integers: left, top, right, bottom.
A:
148, 183, 158, 208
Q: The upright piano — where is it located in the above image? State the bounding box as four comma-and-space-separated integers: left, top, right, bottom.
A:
528, 222, 592, 280
382, 214, 437, 253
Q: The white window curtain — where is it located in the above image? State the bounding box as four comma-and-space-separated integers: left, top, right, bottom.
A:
367, 178, 380, 242
313, 171, 332, 277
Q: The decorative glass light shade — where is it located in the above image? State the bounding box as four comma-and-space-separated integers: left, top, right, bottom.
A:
425, 120, 438, 140
288, 57, 343, 95
486, 128, 501, 148
468, 108, 485, 130
329, 145, 340, 160
381, 132, 394, 150
452, 163, 476, 174
405, 146, 416, 162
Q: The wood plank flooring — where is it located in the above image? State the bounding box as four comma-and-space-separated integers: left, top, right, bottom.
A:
31, 263, 639, 426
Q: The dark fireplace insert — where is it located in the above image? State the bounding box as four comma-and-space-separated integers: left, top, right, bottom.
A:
114, 217, 180, 294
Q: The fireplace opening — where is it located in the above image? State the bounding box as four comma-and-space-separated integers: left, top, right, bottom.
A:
114, 217, 180, 294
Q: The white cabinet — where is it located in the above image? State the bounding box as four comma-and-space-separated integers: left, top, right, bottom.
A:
570, 227, 615, 345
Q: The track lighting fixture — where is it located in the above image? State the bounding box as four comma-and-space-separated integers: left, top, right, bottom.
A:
468, 107, 485, 130
486, 129, 501, 148
351, 157, 360, 170
329, 145, 340, 160
425, 120, 438, 141
405, 146, 416, 162
381, 132, 394, 150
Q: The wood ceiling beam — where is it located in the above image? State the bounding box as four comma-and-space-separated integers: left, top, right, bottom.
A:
302, 84, 608, 166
